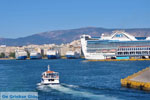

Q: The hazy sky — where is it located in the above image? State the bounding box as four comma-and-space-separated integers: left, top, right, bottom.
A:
0, 0, 150, 38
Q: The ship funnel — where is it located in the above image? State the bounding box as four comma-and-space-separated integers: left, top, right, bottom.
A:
48, 65, 50, 71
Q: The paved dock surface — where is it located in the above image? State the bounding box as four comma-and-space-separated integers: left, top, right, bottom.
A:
131, 68, 150, 83
121, 67, 150, 91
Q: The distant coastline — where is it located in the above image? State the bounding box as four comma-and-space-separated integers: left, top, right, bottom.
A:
0, 40, 81, 59
0, 27, 150, 46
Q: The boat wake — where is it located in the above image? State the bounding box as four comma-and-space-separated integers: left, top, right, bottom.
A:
37, 84, 121, 100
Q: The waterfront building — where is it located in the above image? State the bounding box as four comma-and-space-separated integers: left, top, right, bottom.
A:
0, 45, 6, 53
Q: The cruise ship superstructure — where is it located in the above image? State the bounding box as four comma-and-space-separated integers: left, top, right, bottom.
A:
81, 31, 150, 60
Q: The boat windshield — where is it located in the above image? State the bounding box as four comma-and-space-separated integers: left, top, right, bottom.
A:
44, 72, 59, 78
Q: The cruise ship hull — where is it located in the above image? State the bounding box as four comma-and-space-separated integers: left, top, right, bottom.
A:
84, 54, 105, 60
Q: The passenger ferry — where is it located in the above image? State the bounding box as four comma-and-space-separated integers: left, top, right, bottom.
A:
30, 51, 42, 59
46, 50, 60, 59
65, 51, 80, 59
80, 30, 150, 60
39, 65, 59, 85
15, 50, 27, 60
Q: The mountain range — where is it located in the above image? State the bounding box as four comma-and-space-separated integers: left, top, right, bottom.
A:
1, 27, 150, 46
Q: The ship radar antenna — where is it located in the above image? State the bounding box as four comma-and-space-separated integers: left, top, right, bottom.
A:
48, 65, 50, 71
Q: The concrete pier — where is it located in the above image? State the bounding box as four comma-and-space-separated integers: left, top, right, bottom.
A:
121, 67, 150, 91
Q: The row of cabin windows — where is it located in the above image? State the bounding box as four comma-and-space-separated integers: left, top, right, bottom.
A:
118, 47, 150, 51
87, 48, 150, 53
42, 79, 55, 82
117, 51, 149, 55
48, 79, 54, 81
87, 42, 150, 48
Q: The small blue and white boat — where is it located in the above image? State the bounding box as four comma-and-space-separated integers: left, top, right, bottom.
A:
47, 50, 60, 59
65, 51, 80, 59
30, 51, 42, 59
15, 50, 27, 60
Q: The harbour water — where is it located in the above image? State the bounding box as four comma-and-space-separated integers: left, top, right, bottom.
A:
0, 59, 150, 100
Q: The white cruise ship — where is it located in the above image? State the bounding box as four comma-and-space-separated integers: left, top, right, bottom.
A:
15, 50, 27, 60
80, 30, 150, 60
47, 50, 60, 59
65, 51, 80, 59
30, 51, 42, 59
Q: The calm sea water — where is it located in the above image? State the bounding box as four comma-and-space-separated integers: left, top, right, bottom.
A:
0, 59, 150, 100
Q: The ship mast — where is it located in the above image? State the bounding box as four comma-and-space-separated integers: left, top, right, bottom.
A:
48, 65, 50, 71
